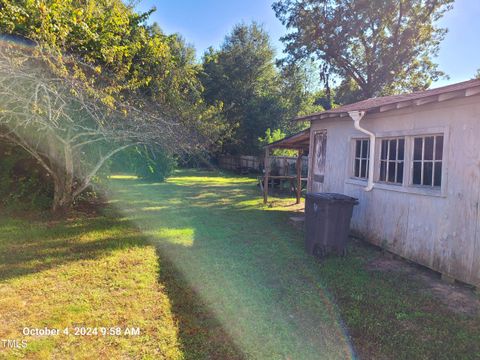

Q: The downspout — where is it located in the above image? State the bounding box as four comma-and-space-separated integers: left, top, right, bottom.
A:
348, 111, 375, 191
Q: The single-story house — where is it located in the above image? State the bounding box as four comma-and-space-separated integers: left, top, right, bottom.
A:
297, 79, 480, 287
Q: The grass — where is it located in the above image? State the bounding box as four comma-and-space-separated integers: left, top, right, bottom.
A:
0, 213, 184, 359
108, 170, 480, 359
1, 169, 479, 359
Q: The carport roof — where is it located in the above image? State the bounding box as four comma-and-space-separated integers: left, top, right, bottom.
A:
266, 128, 310, 151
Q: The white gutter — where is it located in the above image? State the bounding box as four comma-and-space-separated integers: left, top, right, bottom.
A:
348, 110, 375, 191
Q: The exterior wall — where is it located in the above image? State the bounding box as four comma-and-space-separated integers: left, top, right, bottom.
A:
307, 95, 480, 286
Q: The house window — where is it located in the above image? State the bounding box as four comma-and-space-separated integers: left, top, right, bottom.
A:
353, 139, 370, 179
412, 135, 443, 187
379, 138, 405, 184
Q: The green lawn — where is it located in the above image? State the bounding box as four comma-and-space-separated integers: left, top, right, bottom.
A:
1, 170, 479, 359
0, 213, 182, 359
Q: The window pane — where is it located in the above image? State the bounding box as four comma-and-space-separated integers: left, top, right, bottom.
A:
381, 140, 388, 160
435, 136, 444, 160
355, 140, 361, 157
380, 161, 386, 181
388, 162, 396, 182
389, 139, 397, 160
397, 162, 404, 184
360, 159, 367, 178
354, 159, 360, 177
398, 139, 405, 161
423, 162, 433, 186
434, 162, 442, 186
424, 136, 434, 160
413, 162, 422, 184
362, 140, 369, 158
414, 138, 423, 160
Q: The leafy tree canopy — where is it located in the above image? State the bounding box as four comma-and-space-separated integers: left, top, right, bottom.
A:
0, 0, 226, 212
258, 128, 297, 156
273, 0, 454, 103
0, 0, 202, 108
201, 22, 319, 155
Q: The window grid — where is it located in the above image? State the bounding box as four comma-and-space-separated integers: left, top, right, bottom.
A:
353, 139, 370, 179
379, 138, 405, 184
350, 133, 444, 191
412, 135, 443, 187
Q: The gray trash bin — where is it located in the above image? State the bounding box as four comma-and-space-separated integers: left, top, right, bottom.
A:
305, 193, 358, 257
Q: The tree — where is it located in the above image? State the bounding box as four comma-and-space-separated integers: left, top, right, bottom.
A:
273, 0, 454, 102
201, 22, 317, 155
0, 44, 203, 212
200, 23, 279, 154
277, 61, 324, 130
0, 0, 219, 112
0, 0, 226, 211
111, 145, 176, 182
258, 128, 296, 156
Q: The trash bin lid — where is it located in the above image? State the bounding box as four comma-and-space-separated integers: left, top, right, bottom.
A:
306, 192, 358, 203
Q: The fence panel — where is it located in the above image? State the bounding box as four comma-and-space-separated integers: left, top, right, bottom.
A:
218, 155, 308, 176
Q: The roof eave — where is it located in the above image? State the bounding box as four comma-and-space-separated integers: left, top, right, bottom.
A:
295, 85, 480, 122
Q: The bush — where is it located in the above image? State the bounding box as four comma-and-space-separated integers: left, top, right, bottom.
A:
111, 146, 176, 182
258, 128, 297, 156
0, 143, 53, 209
135, 151, 176, 182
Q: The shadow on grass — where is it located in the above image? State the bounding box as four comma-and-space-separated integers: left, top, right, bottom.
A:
156, 249, 245, 360
0, 207, 247, 360
109, 174, 356, 359
0, 215, 146, 282
109, 171, 480, 360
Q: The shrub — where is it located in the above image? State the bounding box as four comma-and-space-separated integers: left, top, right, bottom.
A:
0, 143, 53, 209
111, 146, 176, 182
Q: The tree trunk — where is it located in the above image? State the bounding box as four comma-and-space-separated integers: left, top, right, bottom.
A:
52, 175, 73, 214
51, 143, 75, 215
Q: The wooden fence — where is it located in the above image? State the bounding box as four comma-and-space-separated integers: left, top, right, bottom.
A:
218, 155, 308, 176
218, 155, 261, 172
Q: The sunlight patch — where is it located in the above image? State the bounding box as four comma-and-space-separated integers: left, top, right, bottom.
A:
147, 228, 195, 247
140, 206, 167, 212
109, 175, 138, 180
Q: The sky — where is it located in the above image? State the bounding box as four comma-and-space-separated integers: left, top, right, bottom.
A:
135, 0, 480, 88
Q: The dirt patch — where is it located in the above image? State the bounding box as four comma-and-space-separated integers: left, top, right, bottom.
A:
366, 257, 409, 273
367, 256, 480, 317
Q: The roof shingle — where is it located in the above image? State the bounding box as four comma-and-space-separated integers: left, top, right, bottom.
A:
297, 79, 480, 121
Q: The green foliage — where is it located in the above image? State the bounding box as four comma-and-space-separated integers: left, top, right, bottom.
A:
274, 0, 454, 102
334, 78, 364, 105
0, 0, 226, 145
201, 23, 317, 155
135, 151, 176, 182
0, 144, 52, 209
258, 128, 297, 156
200, 23, 278, 155
0, 0, 226, 210
0, 0, 195, 106
259, 128, 286, 145
111, 146, 175, 182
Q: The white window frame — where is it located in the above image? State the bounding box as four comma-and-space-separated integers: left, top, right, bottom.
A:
411, 134, 444, 188
345, 127, 449, 197
378, 137, 405, 185
351, 138, 370, 180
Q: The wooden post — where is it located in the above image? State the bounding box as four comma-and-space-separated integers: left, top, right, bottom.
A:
296, 149, 303, 204
264, 147, 270, 204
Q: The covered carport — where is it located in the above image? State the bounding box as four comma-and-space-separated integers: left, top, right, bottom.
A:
263, 128, 310, 204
